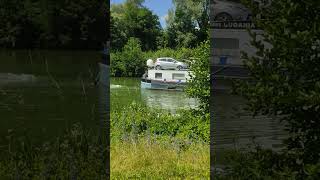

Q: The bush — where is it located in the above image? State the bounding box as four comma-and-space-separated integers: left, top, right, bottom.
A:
217, 145, 320, 179
0, 123, 108, 179
111, 102, 209, 142
111, 37, 145, 77
234, 0, 320, 176
185, 40, 210, 112
111, 42, 208, 77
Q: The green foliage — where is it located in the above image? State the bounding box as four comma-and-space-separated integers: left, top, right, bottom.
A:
186, 40, 210, 113
111, 38, 145, 77
111, 43, 207, 77
0, 123, 108, 178
233, 0, 320, 177
0, 110, 209, 179
111, 102, 209, 142
143, 47, 197, 63
110, 0, 209, 50
217, 145, 320, 179
164, 0, 209, 49
0, 0, 108, 49
111, 136, 209, 179
111, 0, 161, 51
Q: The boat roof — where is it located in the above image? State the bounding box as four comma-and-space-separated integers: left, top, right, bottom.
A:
147, 69, 190, 73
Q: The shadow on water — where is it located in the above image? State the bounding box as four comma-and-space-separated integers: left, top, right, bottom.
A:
0, 50, 105, 147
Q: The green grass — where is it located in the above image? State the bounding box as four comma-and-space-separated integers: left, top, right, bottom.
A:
111, 136, 209, 179
111, 102, 210, 142
0, 103, 210, 178
110, 103, 210, 179
0, 123, 109, 179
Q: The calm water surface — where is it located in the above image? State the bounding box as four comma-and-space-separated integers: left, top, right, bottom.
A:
0, 50, 104, 146
111, 77, 198, 113
212, 90, 287, 165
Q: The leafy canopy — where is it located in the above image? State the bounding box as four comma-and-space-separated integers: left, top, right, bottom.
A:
186, 40, 210, 113
111, 0, 161, 51
236, 0, 320, 175
164, 0, 209, 49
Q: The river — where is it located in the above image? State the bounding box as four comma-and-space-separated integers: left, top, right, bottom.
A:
212, 90, 287, 165
111, 77, 287, 166
0, 50, 287, 166
0, 50, 104, 147
110, 77, 198, 113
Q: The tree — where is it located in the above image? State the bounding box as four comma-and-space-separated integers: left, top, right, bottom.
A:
186, 40, 210, 113
0, 0, 109, 49
111, 37, 145, 77
236, 0, 320, 176
165, 0, 209, 49
110, 15, 127, 51
110, 0, 161, 51
0, 0, 31, 48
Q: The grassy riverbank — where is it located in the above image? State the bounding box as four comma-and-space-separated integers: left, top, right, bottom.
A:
0, 103, 209, 178
111, 136, 209, 179
0, 123, 109, 178
110, 102, 210, 179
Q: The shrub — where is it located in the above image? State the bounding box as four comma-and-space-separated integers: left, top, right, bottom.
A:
111, 42, 208, 77
110, 102, 209, 142
111, 37, 145, 77
0, 123, 108, 179
185, 40, 210, 113
217, 145, 320, 179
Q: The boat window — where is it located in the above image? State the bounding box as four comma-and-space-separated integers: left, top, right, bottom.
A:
172, 73, 185, 80
155, 73, 162, 79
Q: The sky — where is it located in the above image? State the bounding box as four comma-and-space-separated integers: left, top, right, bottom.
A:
110, 0, 173, 28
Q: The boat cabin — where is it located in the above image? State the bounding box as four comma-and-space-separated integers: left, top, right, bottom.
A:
145, 69, 191, 83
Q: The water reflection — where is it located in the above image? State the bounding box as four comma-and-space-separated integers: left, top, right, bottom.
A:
110, 78, 198, 112
0, 50, 101, 145
0, 73, 38, 85
212, 90, 287, 164
140, 89, 197, 112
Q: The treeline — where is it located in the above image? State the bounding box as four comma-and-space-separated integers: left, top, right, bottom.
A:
0, 0, 109, 49
111, 0, 209, 52
111, 0, 210, 77
111, 37, 203, 77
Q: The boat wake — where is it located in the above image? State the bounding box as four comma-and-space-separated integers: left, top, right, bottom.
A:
110, 84, 123, 89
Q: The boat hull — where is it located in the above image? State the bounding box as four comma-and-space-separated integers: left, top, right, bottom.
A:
141, 80, 186, 91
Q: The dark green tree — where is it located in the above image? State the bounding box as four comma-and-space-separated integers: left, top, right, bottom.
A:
236, 0, 320, 176
111, 37, 145, 77
0, 0, 109, 49
111, 0, 161, 51
165, 0, 209, 49
186, 40, 210, 113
